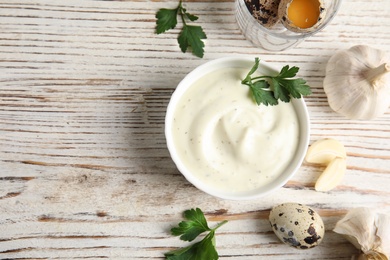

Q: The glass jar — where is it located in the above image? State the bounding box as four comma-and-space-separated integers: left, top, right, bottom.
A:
235, 0, 343, 51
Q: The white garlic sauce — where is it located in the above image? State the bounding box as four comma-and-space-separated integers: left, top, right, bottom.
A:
172, 67, 300, 194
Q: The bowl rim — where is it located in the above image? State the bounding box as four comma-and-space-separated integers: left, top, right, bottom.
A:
165, 56, 310, 200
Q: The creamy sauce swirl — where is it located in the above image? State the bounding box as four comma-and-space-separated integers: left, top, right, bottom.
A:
172, 67, 299, 194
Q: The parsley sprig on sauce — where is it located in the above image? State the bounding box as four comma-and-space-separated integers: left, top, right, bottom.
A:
242, 58, 312, 106
156, 1, 207, 58
165, 208, 228, 260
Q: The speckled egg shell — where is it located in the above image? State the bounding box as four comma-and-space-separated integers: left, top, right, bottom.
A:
269, 203, 325, 249
244, 0, 281, 28
278, 0, 326, 33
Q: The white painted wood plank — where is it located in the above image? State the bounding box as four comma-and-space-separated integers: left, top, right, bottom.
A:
0, 0, 389, 259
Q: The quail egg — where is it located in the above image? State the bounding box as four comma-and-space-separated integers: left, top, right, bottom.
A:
269, 203, 325, 249
244, 0, 281, 28
278, 0, 326, 33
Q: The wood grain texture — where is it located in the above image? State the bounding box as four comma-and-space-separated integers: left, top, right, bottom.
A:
0, 0, 389, 259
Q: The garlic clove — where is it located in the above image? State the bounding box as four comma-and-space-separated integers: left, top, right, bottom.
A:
314, 156, 346, 192
278, 0, 326, 33
375, 211, 390, 256
334, 208, 390, 258
305, 138, 346, 165
334, 208, 378, 253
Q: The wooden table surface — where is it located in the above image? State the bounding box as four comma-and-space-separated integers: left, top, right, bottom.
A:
1, 0, 389, 259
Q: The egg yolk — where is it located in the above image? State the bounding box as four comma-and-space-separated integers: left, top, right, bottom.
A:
287, 0, 321, 29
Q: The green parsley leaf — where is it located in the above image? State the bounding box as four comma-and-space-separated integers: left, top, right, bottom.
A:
241, 58, 312, 106
165, 208, 228, 260
156, 8, 178, 34
272, 78, 291, 103
165, 232, 218, 260
178, 25, 206, 58
278, 65, 299, 78
250, 81, 278, 106
182, 7, 199, 22
171, 208, 211, 242
283, 78, 312, 98
155, 1, 206, 58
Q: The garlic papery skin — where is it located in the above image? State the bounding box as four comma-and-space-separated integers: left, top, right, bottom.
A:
323, 45, 390, 120
333, 208, 390, 259
365, 63, 390, 92
356, 251, 388, 260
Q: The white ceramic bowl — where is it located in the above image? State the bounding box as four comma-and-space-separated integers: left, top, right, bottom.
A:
165, 57, 310, 200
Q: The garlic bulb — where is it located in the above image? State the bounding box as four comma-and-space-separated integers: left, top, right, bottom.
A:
333, 208, 390, 259
323, 45, 390, 120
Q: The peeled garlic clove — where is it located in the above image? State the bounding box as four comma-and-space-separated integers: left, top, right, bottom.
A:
278, 0, 326, 33
334, 208, 390, 258
315, 157, 346, 192
305, 138, 346, 164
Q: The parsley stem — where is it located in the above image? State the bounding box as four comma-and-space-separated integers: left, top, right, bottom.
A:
178, 1, 187, 26
250, 75, 273, 81
212, 220, 228, 231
